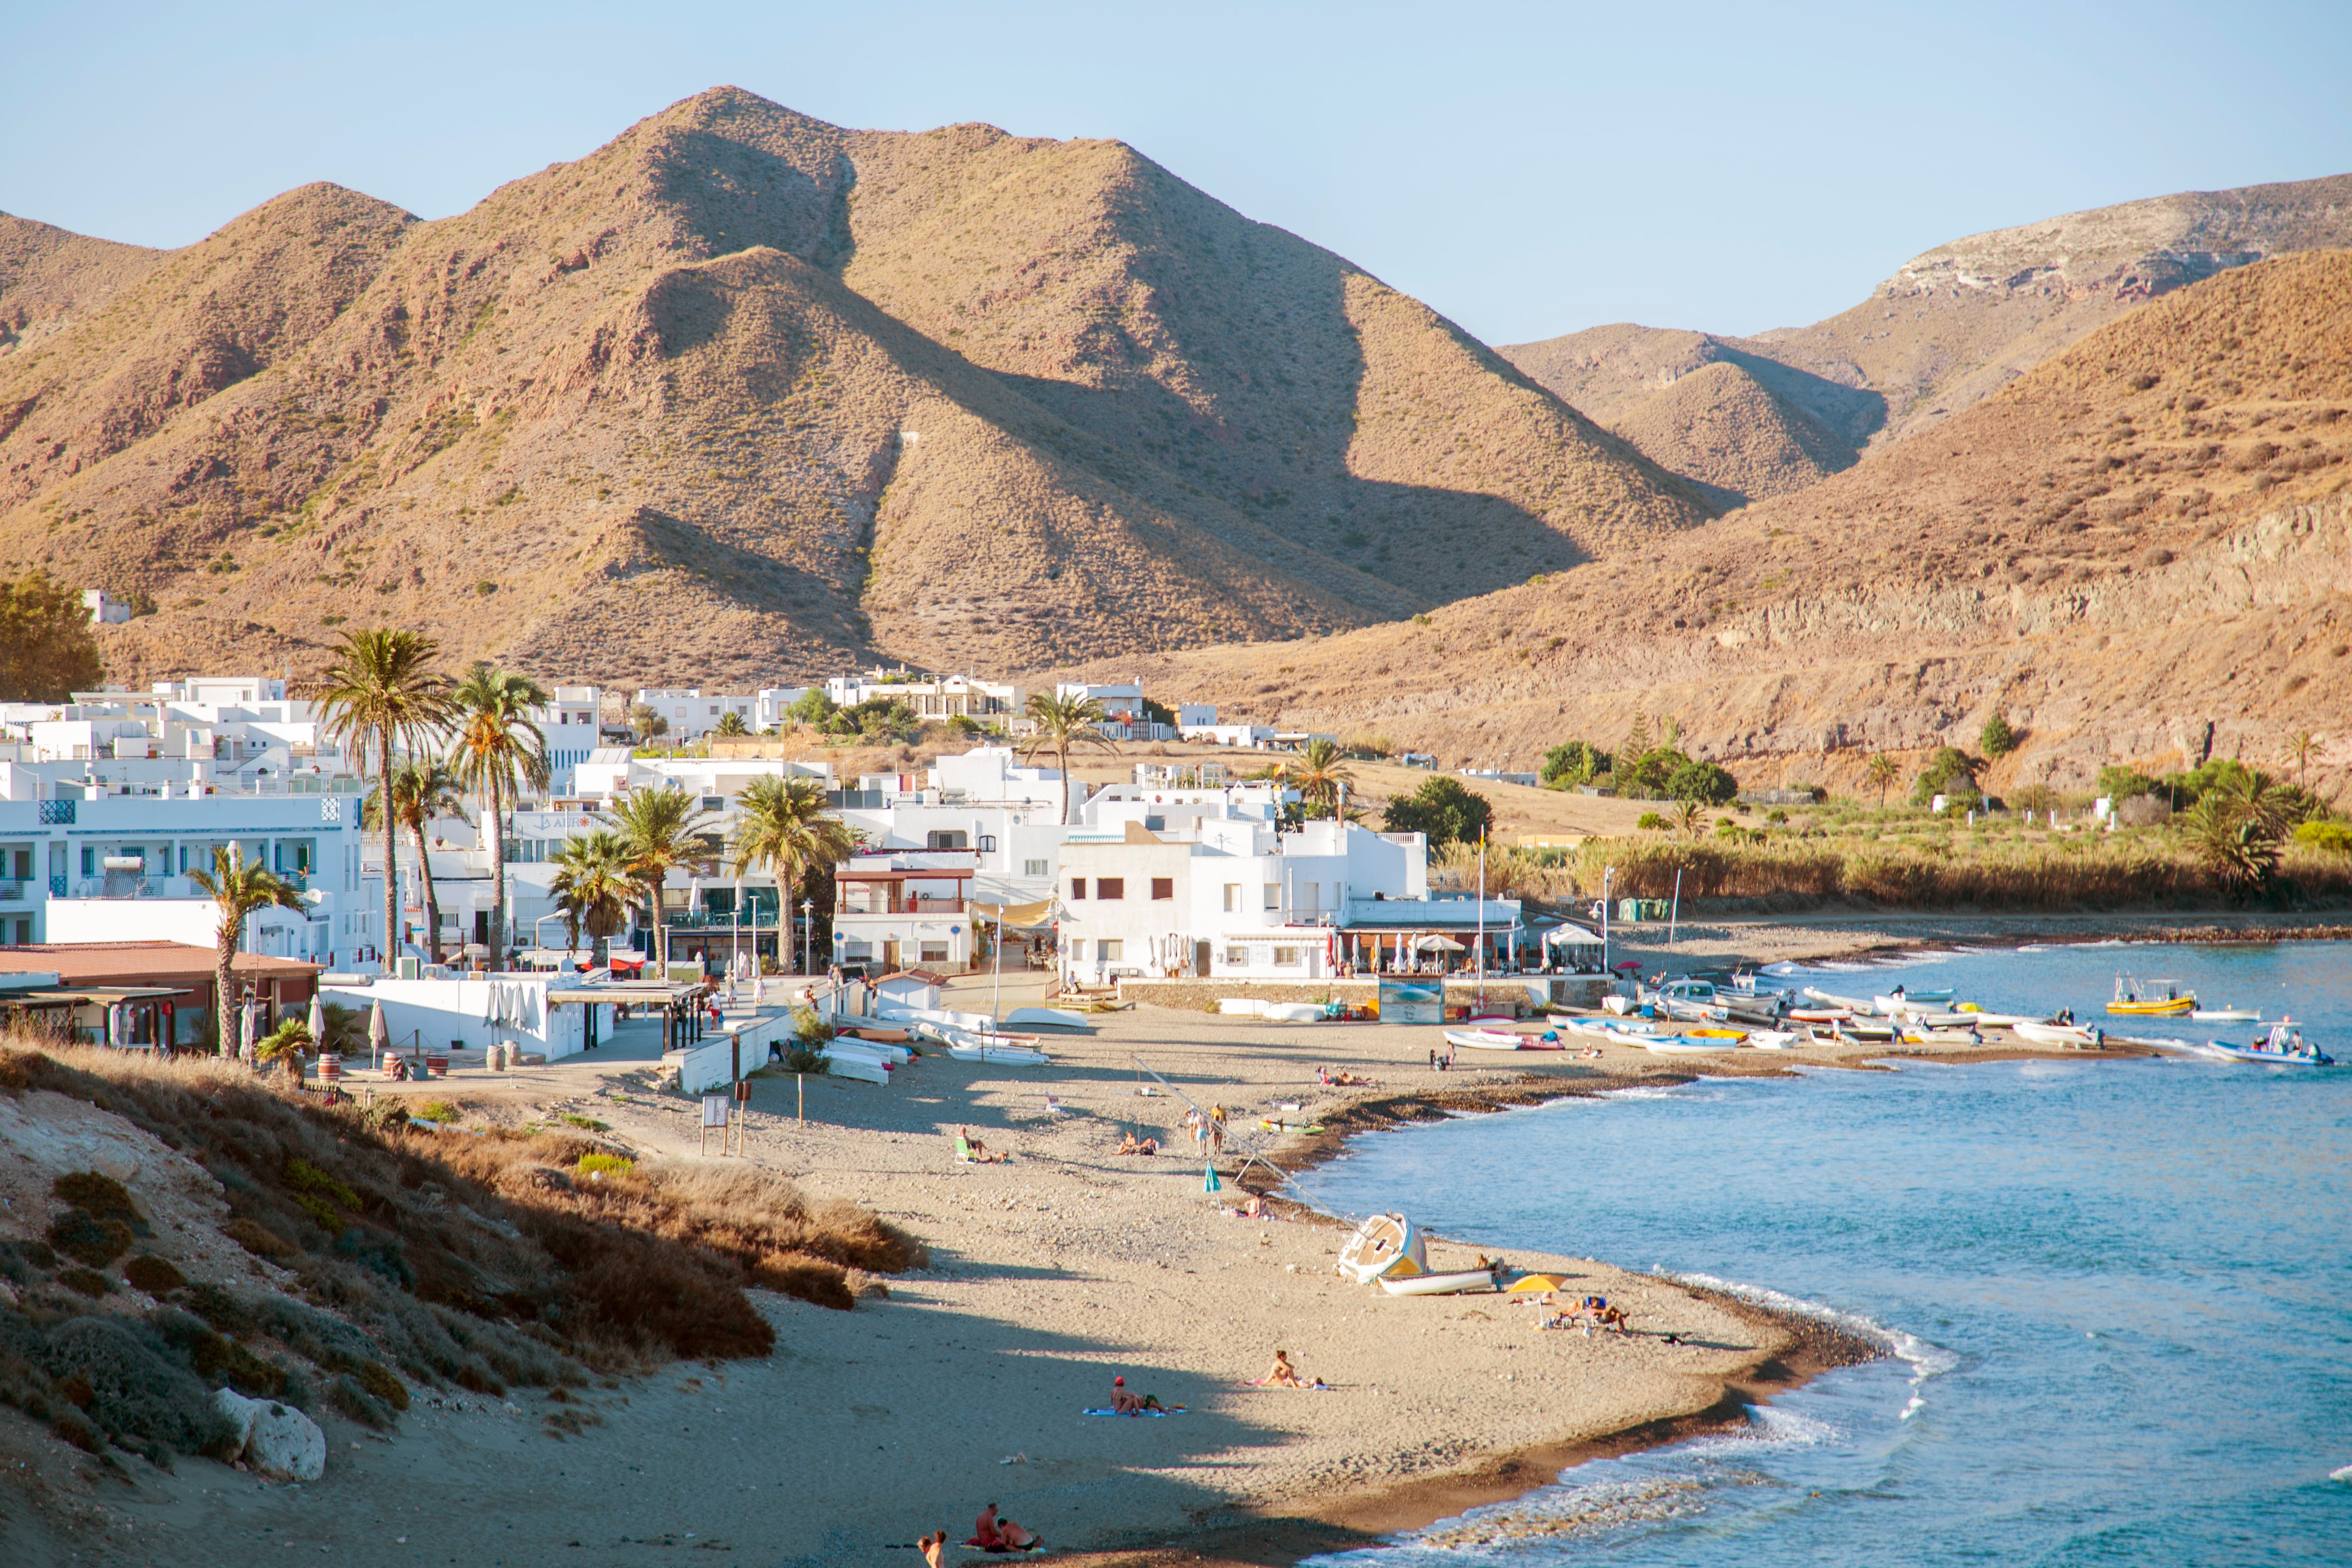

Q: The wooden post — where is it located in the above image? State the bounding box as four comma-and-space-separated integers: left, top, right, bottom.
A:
797, 1072, 804, 1124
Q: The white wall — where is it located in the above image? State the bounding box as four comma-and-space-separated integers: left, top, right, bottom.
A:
319, 975, 597, 1060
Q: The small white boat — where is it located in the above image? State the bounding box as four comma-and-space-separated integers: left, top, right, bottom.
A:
1444, 1027, 1535, 1051
1898, 1027, 1984, 1047
1642, 1035, 1743, 1055
1802, 986, 1874, 1012
1602, 994, 1638, 1016
1873, 988, 1955, 1013
2014, 1021, 2104, 1049
822, 1054, 892, 1085
1338, 1213, 1426, 1283
2191, 1008, 2264, 1023
1744, 1030, 1804, 1050
1005, 1006, 1096, 1032
2199, 1024, 2330, 1066
1788, 1006, 1852, 1023
1379, 1262, 1505, 1296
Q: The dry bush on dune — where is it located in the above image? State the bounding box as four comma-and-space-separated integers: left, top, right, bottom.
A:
0, 1036, 922, 1465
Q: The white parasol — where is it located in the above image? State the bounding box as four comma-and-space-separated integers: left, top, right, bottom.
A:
306, 994, 326, 1049
367, 998, 389, 1068
238, 997, 257, 1061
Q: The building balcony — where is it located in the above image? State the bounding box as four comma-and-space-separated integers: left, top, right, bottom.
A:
835, 895, 965, 917
0, 881, 27, 904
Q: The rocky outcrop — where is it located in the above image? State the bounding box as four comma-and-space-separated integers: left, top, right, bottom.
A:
212, 1388, 326, 1482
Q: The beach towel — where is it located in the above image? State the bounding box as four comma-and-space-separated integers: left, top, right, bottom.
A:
1082, 1407, 1179, 1417
960, 1543, 1046, 1555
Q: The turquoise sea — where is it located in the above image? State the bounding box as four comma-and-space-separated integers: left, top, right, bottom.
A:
1301, 941, 2352, 1566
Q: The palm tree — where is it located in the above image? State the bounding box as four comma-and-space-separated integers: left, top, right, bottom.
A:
1675, 798, 1706, 839
1288, 738, 1355, 820
715, 710, 750, 737
2288, 729, 2318, 788
1018, 692, 1116, 824
2182, 768, 2292, 896
447, 663, 549, 967
316, 629, 454, 965
730, 776, 856, 957
1866, 754, 1899, 810
187, 845, 304, 1056
364, 759, 469, 963
550, 829, 635, 953
601, 787, 712, 975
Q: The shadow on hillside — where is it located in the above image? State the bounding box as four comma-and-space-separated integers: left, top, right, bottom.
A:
1716, 343, 1886, 451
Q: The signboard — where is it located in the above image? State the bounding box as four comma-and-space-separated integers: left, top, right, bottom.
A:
701, 1095, 731, 1127
1378, 978, 1443, 1025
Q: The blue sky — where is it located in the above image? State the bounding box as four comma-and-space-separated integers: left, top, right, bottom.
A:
6, 0, 2348, 344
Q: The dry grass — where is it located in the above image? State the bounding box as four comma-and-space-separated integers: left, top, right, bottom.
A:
0, 1034, 924, 1465
1441, 837, 2352, 912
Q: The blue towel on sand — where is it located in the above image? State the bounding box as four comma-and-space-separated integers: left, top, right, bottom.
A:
1083, 1407, 1179, 1416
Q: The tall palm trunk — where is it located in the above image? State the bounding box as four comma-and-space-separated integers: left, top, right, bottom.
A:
406, 820, 441, 964
214, 920, 238, 1057
1057, 736, 1073, 824
380, 718, 400, 967
484, 774, 509, 966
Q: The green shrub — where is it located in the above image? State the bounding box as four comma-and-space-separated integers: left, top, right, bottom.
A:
1540, 739, 1607, 789
53, 1171, 141, 1222
57, 1266, 113, 1297
555, 1114, 610, 1131
1667, 760, 1739, 805
122, 1255, 187, 1295
1636, 812, 1668, 831
415, 1100, 462, 1123
47, 1210, 133, 1267
2294, 820, 2352, 855
575, 1153, 636, 1178
1980, 712, 2019, 757
1381, 776, 1493, 850
1912, 747, 1981, 806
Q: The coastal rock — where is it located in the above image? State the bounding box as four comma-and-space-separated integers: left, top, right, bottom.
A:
213, 1388, 326, 1481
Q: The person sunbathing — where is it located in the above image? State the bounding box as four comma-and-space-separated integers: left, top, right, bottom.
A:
1116, 1131, 1159, 1155
1319, 1067, 1377, 1086
1256, 1349, 1325, 1388
969, 1504, 1037, 1551
957, 1128, 1009, 1164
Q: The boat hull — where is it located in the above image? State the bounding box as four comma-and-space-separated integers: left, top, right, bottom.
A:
1379, 1268, 1503, 1296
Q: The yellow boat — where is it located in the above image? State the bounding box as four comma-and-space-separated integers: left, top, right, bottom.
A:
2107, 975, 2195, 1016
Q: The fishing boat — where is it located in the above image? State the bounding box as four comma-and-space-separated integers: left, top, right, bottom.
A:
1004, 1006, 1097, 1032
1802, 986, 1875, 1013
2191, 1007, 2264, 1023
2015, 1020, 2105, 1049
1641, 1034, 1743, 1055
2107, 975, 2195, 1016
1788, 1006, 1852, 1023
1898, 1027, 1985, 1047
1337, 1213, 1426, 1283
2198, 1023, 2331, 1066
1379, 1259, 1506, 1296
1873, 987, 1955, 1013
1744, 1030, 1804, 1050
1444, 1027, 1551, 1051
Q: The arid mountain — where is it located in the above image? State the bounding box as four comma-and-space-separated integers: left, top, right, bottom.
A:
0, 88, 1712, 686
1503, 173, 2352, 506
1608, 360, 1855, 506
1088, 250, 2352, 794
0, 214, 161, 361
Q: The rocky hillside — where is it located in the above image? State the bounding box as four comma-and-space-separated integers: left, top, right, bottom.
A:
1504, 173, 2352, 506
0, 89, 1712, 687
1608, 360, 1855, 506
1088, 250, 2352, 794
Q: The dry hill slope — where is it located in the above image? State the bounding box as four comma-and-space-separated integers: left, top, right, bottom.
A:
1089, 250, 2352, 793
0, 213, 162, 362
0, 88, 1711, 685
1609, 360, 1855, 506
1504, 173, 2352, 503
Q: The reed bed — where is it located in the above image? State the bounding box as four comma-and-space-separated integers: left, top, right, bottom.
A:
1436, 839, 2352, 911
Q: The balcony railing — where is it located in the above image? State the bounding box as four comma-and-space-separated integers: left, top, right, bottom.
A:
0, 881, 25, 904
837, 895, 965, 917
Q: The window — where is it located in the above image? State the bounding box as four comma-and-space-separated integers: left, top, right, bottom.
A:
978, 835, 997, 853
1096, 878, 1124, 900
926, 830, 968, 850
1296, 883, 1320, 914
1150, 877, 1174, 900
1273, 947, 1301, 966
1263, 883, 1281, 910
1223, 883, 1240, 912
919, 941, 949, 963
1025, 859, 1049, 878
1070, 876, 1086, 899
1224, 945, 1248, 965
1097, 939, 1123, 963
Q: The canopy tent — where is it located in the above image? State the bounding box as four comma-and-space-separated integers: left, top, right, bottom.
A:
1542, 923, 1603, 948
968, 898, 1057, 931
1413, 934, 1467, 953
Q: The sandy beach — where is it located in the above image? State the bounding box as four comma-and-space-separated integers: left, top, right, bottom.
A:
3, 946, 2199, 1568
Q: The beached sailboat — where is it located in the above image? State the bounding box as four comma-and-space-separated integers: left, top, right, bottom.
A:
1802, 986, 1875, 1013
1337, 1213, 1426, 1283
1378, 1258, 1507, 1296
1873, 987, 1955, 1013
1443, 1027, 1559, 1051
1641, 1034, 1743, 1055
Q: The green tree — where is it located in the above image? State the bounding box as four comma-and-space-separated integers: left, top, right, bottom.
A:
1911, 747, 1980, 808
1287, 738, 1355, 819
2286, 729, 2318, 788
601, 786, 713, 975
447, 663, 549, 965
1636, 811, 1669, 831
1666, 759, 1739, 805
729, 776, 856, 943
1866, 754, 1899, 810
2181, 769, 2293, 896
1980, 711, 2019, 758
2096, 764, 2163, 803
187, 846, 304, 1056
1018, 692, 1116, 824
0, 569, 104, 700
715, 710, 750, 737
1380, 777, 1493, 851
1540, 739, 1606, 789
363, 758, 469, 963
1618, 747, 1693, 798
630, 703, 668, 744
549, 829, 635, 951
1620, 712, 1652, 764
785, 690, 839, 728
316, 629, 454, 963
1676, 798, 1707, 838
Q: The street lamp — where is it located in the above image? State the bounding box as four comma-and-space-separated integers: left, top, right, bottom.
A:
801, 898, 814, 976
